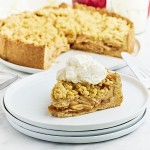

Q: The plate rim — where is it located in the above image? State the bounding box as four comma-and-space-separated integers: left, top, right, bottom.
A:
3, 99, 145, 136
0, 58, 42, 74
3, 71, 149, 131
6, 109, 146, 143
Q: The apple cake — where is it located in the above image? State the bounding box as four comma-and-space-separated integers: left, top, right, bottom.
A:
0, 3, 134, 69
48, 54, 123, 117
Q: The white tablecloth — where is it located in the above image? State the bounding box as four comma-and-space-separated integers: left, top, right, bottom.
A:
0, 3, 150, 149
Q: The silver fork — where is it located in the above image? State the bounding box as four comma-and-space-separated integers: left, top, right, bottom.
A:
0, 71, 19, 90
121, 52, 150, 89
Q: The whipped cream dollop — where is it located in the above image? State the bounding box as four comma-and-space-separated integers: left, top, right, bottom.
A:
56, 54, 108, 85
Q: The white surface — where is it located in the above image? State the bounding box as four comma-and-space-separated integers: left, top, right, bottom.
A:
0, 73, 16, 85
0, 2, 150, 150
122, 52, 150, 88
0, 0, 72, 19
0, 39, 140, 74
2, 99, 145, 136
4, 71, 149, 131
110, 0, 149, 34
6, 110, 146, 143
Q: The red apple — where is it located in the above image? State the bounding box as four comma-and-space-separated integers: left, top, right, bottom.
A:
148, 1, 150, 16
73, 0, 106, 8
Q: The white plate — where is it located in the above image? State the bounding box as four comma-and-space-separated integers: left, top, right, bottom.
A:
4, 70, 149, 131
2, 99, 145, 136
6, 110, 146, 143
0, 39, 140, 74
0, 58, 42, 74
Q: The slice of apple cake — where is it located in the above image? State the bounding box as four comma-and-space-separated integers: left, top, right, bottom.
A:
48, 54, 123, 117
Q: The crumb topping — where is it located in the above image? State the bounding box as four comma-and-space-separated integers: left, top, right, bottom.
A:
52, 72, 116, 101
0, 3, 132, 50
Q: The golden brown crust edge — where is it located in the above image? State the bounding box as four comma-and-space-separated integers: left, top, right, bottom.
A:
0, 34, 46, 69
127, 27, 135, 54
0, 33, 6, 59
0, 35, 70, 69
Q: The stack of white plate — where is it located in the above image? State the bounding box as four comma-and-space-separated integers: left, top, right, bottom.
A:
2, 70, 149, 143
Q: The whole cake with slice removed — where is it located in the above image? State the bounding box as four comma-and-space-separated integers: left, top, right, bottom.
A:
48, 54, 123, 117
0, 3, 134, 70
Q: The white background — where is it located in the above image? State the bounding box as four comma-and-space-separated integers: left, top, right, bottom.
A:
0, 0, 150, 149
